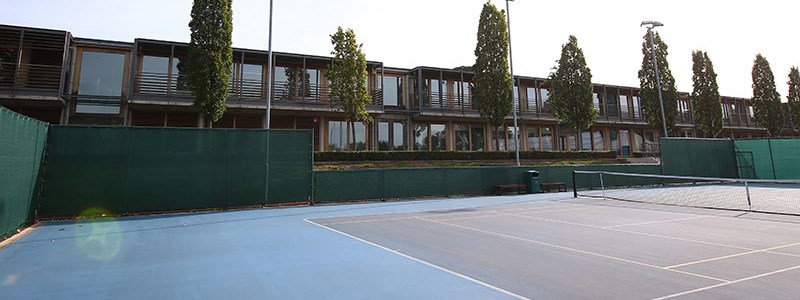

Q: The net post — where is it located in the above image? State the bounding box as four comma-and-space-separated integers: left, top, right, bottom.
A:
599, 172, 606, 200
745, 179, 752, 211
572, 171, 578, 198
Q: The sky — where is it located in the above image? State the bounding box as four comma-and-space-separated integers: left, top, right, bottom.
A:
2, 0, 799, 99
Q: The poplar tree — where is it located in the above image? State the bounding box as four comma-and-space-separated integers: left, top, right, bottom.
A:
638, 31, 679, 135
547, 35, 596, 146
187, 0, 233, 123
325, 27, 372, 149
787, 67, 800, 131
690, 50, 723, 138
473, 1, 513, 151
751, 54, 784, 136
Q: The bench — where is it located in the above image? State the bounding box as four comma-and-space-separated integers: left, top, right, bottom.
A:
540, 182, 567, 193
493, 184, 527, 195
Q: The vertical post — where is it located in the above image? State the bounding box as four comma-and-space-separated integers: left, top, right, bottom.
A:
506, 0, 520, 166
647, 28, 669, 139
744, 179, 752, 210
768, 138, 777, 179
572, 171, 578, 198
265, 0, 274, 129
599, 172, 606, 200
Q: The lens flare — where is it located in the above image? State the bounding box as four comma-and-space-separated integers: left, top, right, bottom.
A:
75, 208, 123, 262
2, 274, 18, 286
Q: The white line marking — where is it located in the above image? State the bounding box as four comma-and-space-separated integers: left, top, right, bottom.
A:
304, 219, 532, 300
418, 217, 728, 283
603, 216, 711, 229
665, 241, 800, 269
0, 222, 45, 250
316, 216, 419, 226
652, 264, 800, 300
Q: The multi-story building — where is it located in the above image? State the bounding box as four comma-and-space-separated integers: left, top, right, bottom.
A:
1, 24, 770, 155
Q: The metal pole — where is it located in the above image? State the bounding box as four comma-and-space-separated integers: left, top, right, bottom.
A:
265, 0, 274, 129
647, 28, 669, 138
506, 0, 520, 166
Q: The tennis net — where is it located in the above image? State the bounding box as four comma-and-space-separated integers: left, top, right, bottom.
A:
572, 171, 800, 216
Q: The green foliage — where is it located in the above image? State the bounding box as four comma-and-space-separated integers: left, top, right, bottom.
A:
690, 50, 723, 138
473, 2, 513, 132
547, 35, 597, 141
187, 0, 233, 123
325, 27, 373, 125
638, 31, 679, 133
315, 150, 617, 162
787, 67, 800, 131
285, 67, 312, 98
751, 54, 784, 136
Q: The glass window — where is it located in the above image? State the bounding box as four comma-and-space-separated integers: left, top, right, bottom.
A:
507, 127, 518, 151
526, 87, 537, 113
242, 64, 263, 82
455, 124, 470, 151
541, 127, 553, 151
633, 130, 645, 152
441, 80, 449, 106
328, 121, 346, 151
463, 82, 472, 109
593, 129, 605, 151
393, 122, 406, 150
471, 126, 485, 151
414, 123, 429, 151
606, 93, 618, 117
494, 127, 506, 151
620, 95, 630, 117
594, 92, 604, 116
540, 88, 551, 113
431, 124, 447, 150
383, 76, 400, 106
141, 56, 169, 74
430, 79, 440, 107
171, 57, 190, 92
610, 130, 620, 152
527, 127, 541, 151
581, 131, 592, 151
350, 122, 367, 151
78, 51, 126, 97
633, 96, 642, 119
620, 130, 630, 156
76, 104, 120, 115
306, 69, 319, 98
378, 122, 390, 151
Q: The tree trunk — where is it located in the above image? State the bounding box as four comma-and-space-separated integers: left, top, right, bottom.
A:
495, 126, 501, 152
350, 121, 356, 151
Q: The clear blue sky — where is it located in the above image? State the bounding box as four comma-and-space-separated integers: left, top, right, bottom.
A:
2, 0, 798, 99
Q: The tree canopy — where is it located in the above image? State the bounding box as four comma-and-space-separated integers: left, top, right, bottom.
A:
787, 67, 800, 131
187, 0, 233, 123
473, 1, 513, 149
690, 50, 723, 138
638, 31, 679, 135
547, 35, 596, 143
751, 54, 784, 136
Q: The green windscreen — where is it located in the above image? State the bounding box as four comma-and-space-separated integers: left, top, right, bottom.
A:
735, 139, 800, 179
660, 138, 738, 178
0, 106, 48, 237
38, 127, 312, 218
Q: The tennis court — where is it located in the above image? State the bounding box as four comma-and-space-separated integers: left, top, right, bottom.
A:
5, 190, 800, 299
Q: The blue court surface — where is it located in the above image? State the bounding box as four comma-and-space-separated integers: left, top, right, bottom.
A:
3, 193, 800, 299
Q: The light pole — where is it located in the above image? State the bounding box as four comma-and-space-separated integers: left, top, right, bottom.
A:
506, 0, 520, 166
265, 0, 274, 129
641, 20, 669, 138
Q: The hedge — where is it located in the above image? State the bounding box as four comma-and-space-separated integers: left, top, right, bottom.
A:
315, 150, 617, 162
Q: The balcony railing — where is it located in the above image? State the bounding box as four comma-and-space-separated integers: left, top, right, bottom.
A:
134, 74, 382, 106
0, 62, 62, 90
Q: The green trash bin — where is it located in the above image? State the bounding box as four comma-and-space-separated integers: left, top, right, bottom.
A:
526, 170, 540, 194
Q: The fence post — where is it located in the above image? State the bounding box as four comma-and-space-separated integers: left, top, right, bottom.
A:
768, 139, 777, 180
572, 171, 578, 198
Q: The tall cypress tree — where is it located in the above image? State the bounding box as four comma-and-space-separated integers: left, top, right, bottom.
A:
787, 67, 800, 131
638, 31, 679, 135
187, 0, 233, 123
547, 35, 596, 146
751, 54, 784, 136
473, 1, 512, 151
325, 27, 372, 149
690, 50, 723, 138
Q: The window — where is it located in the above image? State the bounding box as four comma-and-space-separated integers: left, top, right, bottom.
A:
241, 64, 264, 97
78, 51, 126, 97
610, 130, 620, 152
462, 82, 473, 109
593, 129, 605, 151
455, 124, 470, 151
328, 121, 346, 151
382, 76, 401, 106
526, 87, 538, 113
506, 127, 518, 151
527, 127, 541, 151
431, 124, 447, 150
633, 96, 642, 119
351, 122, 367, 151
430, 79, 441, 108
414, 123, 429, 150
393, 122, 406, 150
541, 127, 553, 151
594, 92, 604, 116
541, 88, 551, 113
471, 126, 485, 151
378, 122, 390, 150
620, 130, 630, 156
633, 130, 645, 152
620, 95, 630, 117
606, 93, 618, 117
494, 127, 507, 151
581, 131, 592, 151
141, 55, 169, 74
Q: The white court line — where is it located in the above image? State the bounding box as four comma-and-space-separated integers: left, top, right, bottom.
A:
652, 264, 800, 300
304, 219, 532, 300
316, 216, 419, 226
603, 216, 712, 229
419, 217, 728, 283
665, 241, 800, 269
